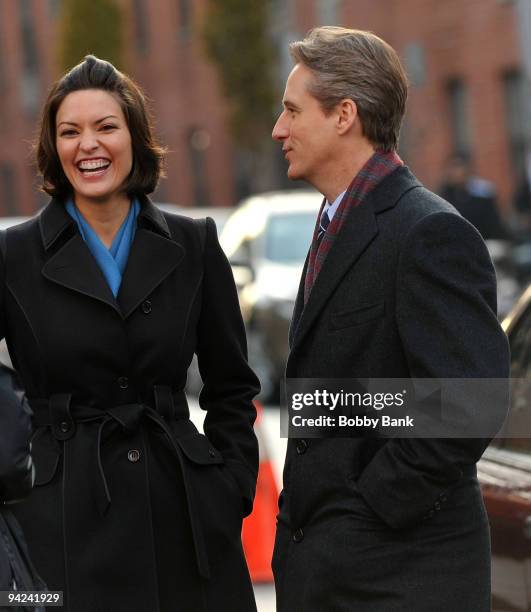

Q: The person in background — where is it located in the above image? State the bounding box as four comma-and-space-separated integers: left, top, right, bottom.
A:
439, 153, 508, 240
4, 55, 259, 612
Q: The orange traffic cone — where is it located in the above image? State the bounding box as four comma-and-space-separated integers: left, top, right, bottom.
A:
242, 401, 279, 583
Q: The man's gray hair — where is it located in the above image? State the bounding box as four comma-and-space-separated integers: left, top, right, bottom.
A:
289, 27, 408, 152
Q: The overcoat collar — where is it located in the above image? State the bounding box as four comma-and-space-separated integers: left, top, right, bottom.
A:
289, 166, 421, 354
39, 196, 184, 318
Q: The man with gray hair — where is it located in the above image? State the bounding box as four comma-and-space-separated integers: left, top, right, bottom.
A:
271, 27, 509, 611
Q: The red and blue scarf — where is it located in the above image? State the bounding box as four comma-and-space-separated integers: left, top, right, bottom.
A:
304, 149, 403, 304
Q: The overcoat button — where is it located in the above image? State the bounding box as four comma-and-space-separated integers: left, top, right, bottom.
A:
118, 376, 129, 389
293, 528, 304, 543
128, 449, 141, 463
141, 300, 152, 314
208, 449, 216, 458
59, 421, 70, 433
296, 439, 308, 455
434, 501, 441, 511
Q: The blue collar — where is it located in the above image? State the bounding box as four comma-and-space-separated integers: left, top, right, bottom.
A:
66, 199, 141, 297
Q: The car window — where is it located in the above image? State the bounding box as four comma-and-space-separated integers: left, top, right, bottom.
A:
265, 212, 316, 263
502, 304, 531, 453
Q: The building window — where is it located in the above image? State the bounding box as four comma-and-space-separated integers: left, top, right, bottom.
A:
48, 0, 60, 17
18, 0, 40, 114
132, 0, 149, 55
19, 0, 39, 74
315, 0, 341, 25
403, 42, 426, 88
446, 78, 471, 157
502, 70, 527, 177
177, 0, 192, 40
0, 163, 19, 216
187, 128, 211, 206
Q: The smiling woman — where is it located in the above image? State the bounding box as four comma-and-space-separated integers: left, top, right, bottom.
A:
54, 89, 133, 243
2, 55, 260, 612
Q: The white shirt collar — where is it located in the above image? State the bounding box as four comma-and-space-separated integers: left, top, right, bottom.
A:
324, 189, 347, 222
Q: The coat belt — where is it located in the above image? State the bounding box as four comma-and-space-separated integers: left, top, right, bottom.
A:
29, 387, 211, 579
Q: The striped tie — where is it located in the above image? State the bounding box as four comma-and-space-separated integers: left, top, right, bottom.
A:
317, 209, 330, 243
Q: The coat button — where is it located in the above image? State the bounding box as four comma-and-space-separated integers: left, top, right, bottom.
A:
296, 439, 308, 455
141, 300, 152, 314
208, 448, 216, 458
434, 501, 441, 511
59, 421, 70, 433
128, 449, 141, 463
292, 528, 304, 543
118, 376, 129, 389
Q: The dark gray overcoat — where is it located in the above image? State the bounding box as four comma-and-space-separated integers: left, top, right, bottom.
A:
1, 197, 260, 612
273, 166, 510, 612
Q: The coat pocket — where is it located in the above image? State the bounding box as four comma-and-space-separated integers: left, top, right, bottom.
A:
329, 301, 385, 331
176, 432, 225, 466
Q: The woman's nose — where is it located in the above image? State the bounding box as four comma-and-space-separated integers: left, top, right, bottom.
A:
79, 130, 99, 151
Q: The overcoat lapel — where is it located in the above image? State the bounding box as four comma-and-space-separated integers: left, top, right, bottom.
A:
289, 249, 310, 349
288, 166, 422, 359
117, 228, 184, 318
39, 197, 184, 319
290, 200, 378, 355
41, 233, 120, 314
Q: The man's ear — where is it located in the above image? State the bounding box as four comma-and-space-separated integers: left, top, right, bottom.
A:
336, 99, 358, 135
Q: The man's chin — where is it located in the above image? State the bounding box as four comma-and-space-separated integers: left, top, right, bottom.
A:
287, 165, 303, 181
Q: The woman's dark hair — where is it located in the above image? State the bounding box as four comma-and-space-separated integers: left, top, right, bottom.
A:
37, 55, 165, 198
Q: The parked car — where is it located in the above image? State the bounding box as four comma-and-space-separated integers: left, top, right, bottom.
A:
155, 203, 233, 234
479, 284, 531, 611
219, 190, 321, 401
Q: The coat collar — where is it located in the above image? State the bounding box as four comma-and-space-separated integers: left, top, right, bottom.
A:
39, 196, 184, 318
39, 195, 171, 250
289, 166, 421, 356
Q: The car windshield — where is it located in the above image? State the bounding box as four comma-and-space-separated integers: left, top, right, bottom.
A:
265, 212, 316, 263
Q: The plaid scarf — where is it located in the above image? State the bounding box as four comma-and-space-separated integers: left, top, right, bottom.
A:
304, 149, 403, 304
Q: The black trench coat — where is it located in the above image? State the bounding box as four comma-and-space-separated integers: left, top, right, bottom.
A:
1, 198, 260, 612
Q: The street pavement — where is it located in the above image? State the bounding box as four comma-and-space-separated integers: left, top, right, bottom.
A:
188, 398, 286, 612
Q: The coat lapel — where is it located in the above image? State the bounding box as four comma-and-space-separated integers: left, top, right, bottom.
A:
289, 249, 310, 349
290, 200, 378, 354
42, 233, 121, 313
117, 228, 184, 318
39, 197, 184, 319
40, 200, 121, 314
288, 166, 422, 358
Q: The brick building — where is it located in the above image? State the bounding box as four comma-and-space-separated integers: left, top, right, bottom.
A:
0, 0, 527, 215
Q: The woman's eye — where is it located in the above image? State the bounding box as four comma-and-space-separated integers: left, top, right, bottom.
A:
100, 124, 117, 131
59, 130, 77, 137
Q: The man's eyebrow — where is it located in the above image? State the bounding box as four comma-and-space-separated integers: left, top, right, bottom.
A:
57, 115, 119, 127
283, 99, 300, 110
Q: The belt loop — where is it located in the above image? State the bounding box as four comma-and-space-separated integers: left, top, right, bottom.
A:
49, 393, 75, 440
153, 386, 175, 420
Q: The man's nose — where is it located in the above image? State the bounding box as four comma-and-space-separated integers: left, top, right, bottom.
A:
272, 113, 288, 142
